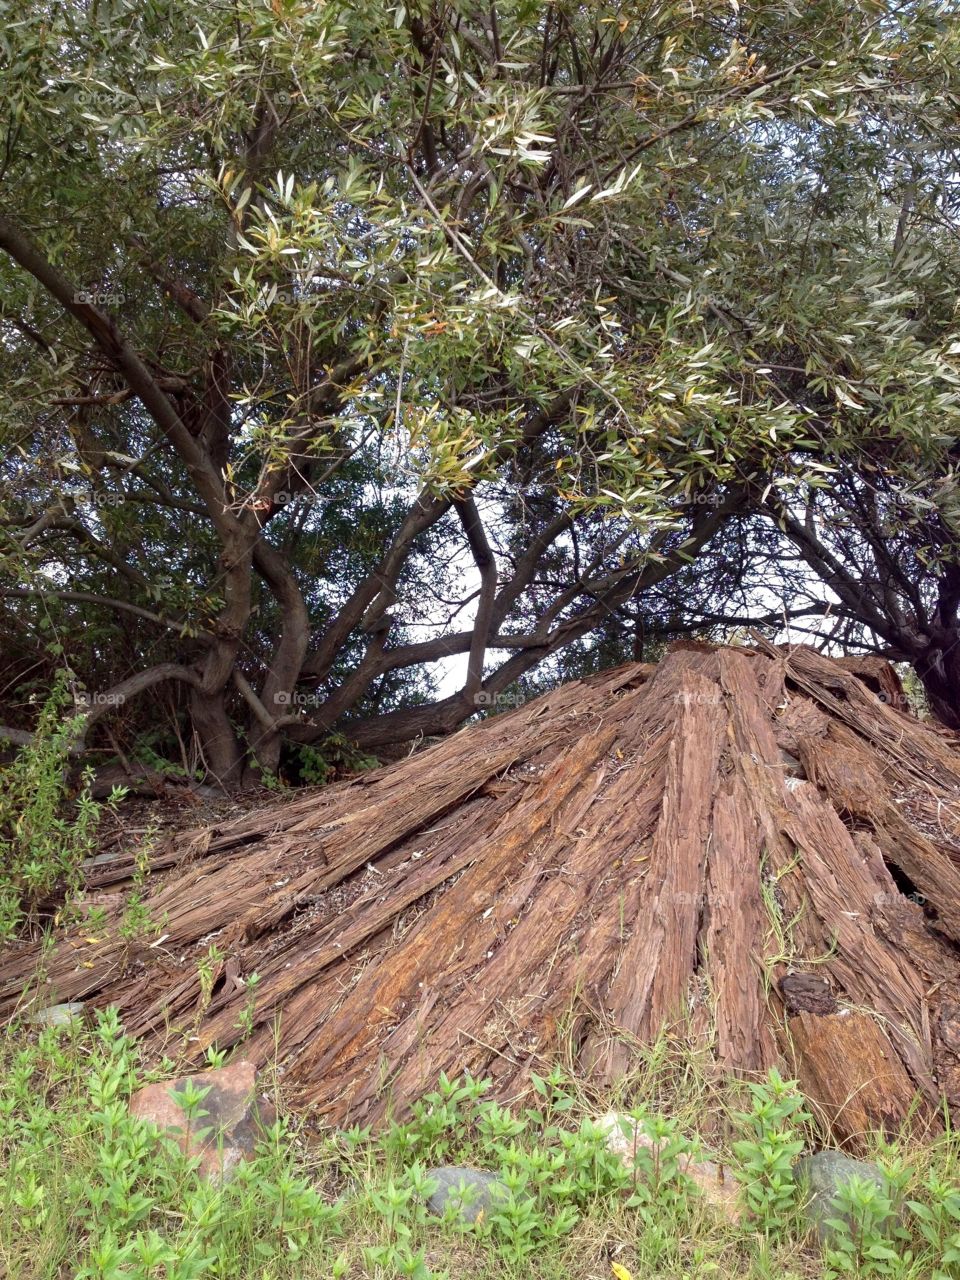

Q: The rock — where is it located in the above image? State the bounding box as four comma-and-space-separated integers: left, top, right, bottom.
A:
27, 1001, 86, 1028
424, 1166, 510, 1223
795, 1151, 896, 1244
596, 1113, 740, 1221
128, 1060, 276, 1183
779, 971, 836, 1017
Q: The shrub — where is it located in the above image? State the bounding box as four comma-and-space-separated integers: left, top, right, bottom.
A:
0, 672, 123, 940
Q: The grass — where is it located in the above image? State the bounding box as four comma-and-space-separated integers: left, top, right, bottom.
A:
5, 674, 960, 1278
3, 1011, 960, 1279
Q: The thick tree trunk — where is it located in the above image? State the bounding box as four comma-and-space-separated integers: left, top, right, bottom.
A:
246, 542, 311, 779
914, 630, 960, 731
189, 689, 244, 788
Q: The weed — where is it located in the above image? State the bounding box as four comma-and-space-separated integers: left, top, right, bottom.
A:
732, 1067, 811, 1235
294, 734, 379, 786
234, 971, 261, 1039
5, 1018, 960, 1280
908, 1171, 960, 1279
821, 1173, 911, 1277
0, 672, 125, 939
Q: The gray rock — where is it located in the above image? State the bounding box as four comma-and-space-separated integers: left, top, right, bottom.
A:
27, 1002, 86, 1028
795, 1151, 897, 1244
425, 1166, 509, 1223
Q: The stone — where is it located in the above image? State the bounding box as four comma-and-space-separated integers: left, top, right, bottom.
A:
424, 1166, 510, 1223
779, 971, 837, 1017
128, 1060, 276, 1183
596, 1113, 740, 1221
27, 1001, 86, 1028
795, 1151, 896, 1244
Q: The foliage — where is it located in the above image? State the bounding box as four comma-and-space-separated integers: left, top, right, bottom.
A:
3, 0, 960, 780
1, 1008, 342, 1279
0, 671, 123, 939
821, 1171, 911, 1279
7, 1021, 960, 1280
908, 1172, 960, 1280
731, 1067, 811, 1235
291, 734, 381, 787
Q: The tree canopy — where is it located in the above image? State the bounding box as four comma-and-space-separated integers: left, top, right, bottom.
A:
2, 0, 960, 785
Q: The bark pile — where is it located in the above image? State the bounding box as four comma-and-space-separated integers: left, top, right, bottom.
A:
4, 641, 960, 1149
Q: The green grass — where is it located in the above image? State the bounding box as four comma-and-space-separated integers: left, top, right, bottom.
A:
3, 1011, 960, 1279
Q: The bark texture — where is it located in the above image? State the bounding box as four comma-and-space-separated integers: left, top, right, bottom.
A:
4, 641, 960, 1145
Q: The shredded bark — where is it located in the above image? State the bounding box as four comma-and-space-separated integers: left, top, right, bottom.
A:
3, 642, 960, 1145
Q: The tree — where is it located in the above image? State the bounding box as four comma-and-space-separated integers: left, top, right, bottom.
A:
759, 465, 960, 727
2, 0, 959, 785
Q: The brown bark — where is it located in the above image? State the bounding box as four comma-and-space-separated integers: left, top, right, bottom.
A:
785, 1009, 927, 1154
5, 642, 960, 1144
914, 630, 960, 731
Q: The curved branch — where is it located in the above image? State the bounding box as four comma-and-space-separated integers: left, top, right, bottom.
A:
328, 491, 742, 747
0, 663, 203, 759
76, 663, 202, 732
0, 208, 235, 535
0, 587, 214, 642
454, 496, 497, 696
302, 388, 578, 682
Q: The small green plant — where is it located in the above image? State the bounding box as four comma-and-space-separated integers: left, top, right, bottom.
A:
256, 765, 285, 791
294, 734, 379, 786
84, 904, 109, 933
822, 1173, 912, 1277
170, 1078, 215, 1150
621, 1111, 698, 1222
395, 1070, 491, 1162
196, 943, 224, 1010
119, 824, 163, 941
129, 740, 197, 783
10, 1017, 960, 1280
381, 1071, 697, 1269
909, 1172, 960, 1279
732, 1067, 811, 1234
365, 1164, 441, 1278
117, 893, 154, 941
234, 971, 261, 1039
0, 671, 125, 939
1, 1008, 344, 1279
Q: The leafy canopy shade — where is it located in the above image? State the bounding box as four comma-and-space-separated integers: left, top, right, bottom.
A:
2, 0, 960, 783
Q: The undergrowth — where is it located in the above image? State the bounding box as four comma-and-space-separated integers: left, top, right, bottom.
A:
0, 671, 125, 941
3, 1013, 960, 1279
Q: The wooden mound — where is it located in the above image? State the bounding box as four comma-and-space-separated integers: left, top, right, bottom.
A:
5, 641, 960, 1148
